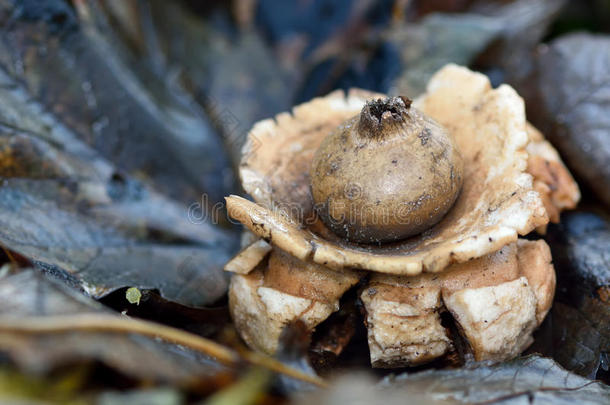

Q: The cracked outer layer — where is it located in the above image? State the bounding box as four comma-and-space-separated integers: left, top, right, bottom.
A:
228, 247, 361, 354
362, 239, 555, 366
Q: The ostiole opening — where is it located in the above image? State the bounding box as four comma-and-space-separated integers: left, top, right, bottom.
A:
357, 96, 412, 137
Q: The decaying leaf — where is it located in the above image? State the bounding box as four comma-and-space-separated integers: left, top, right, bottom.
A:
529, 33, 610, 208
0, 61, 238, 307
100, 0, 297, 165
296, 355, 610, 405
0, 0, 233, 204
473, 0, 567, 86
531, 211, 610, 381
0, 269, 326, 389
0, 270, 230, 384
255, 0, 389, 101
101, 289, 231, 338
386, 13, 502, 96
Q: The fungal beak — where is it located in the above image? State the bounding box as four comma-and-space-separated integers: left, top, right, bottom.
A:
358, 96, 412, 138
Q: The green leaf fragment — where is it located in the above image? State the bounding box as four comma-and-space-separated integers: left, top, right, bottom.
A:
126, 287, 142, 305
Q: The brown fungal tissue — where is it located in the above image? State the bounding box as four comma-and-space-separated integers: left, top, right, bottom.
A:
224, 64, 580, 367
310, 96, 463, 243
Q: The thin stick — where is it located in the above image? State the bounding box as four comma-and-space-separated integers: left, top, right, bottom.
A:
0, 314, 327, 388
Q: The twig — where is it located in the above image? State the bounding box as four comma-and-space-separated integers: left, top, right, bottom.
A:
0, 314, 327, 388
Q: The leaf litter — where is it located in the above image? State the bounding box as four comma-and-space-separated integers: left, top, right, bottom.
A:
0, 0, 608, 403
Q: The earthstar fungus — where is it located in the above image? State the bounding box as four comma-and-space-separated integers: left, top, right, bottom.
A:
225, 65, 580, 367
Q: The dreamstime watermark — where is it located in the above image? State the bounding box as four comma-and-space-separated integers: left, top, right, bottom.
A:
187, 194, 232, 225
186, 183, 427, 228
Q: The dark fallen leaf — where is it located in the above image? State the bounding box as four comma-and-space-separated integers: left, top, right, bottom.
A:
545, 0, 610, 37
0, 270, 325, 393
0, 0, 233, 204
256, 0, 386, 59
526, 33, 610, 208
386, 12, 502, 97
0, 270, 231, 385
0, 143, 236, 306
297, 355, 610, 405
142, 0, 296, 163
388, 0, 565, 98
299, 0, 564, 100
472, 0, 566, 86
530, 211, 610, 381
547, 212, 610, 304
537, 301, 610, 381
100, 288, 231, 338
0, 63, 238, 306
94, 0, 296, 164
274, 321, 319, 393
255, 0, 399, 102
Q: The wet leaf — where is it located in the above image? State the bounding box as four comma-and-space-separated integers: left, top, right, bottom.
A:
101, 289, 230, 338
473, 0, 566, 86
539, 301, 610, 381
257, 0, 385, 55
274, 321, 320, 394
297, 356, 610, 405
531, 211, 610, 381
528, 33, 610, 207
387, 13, 502, 96
0, 270, 231, 384
96, 0, 297, 164
143, 0, 296, 163
0, 65, 238, 306
0, 0, 233, 204
254, 0, 397, 101
389, 0, 565, 97
0, 270, 327, 390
